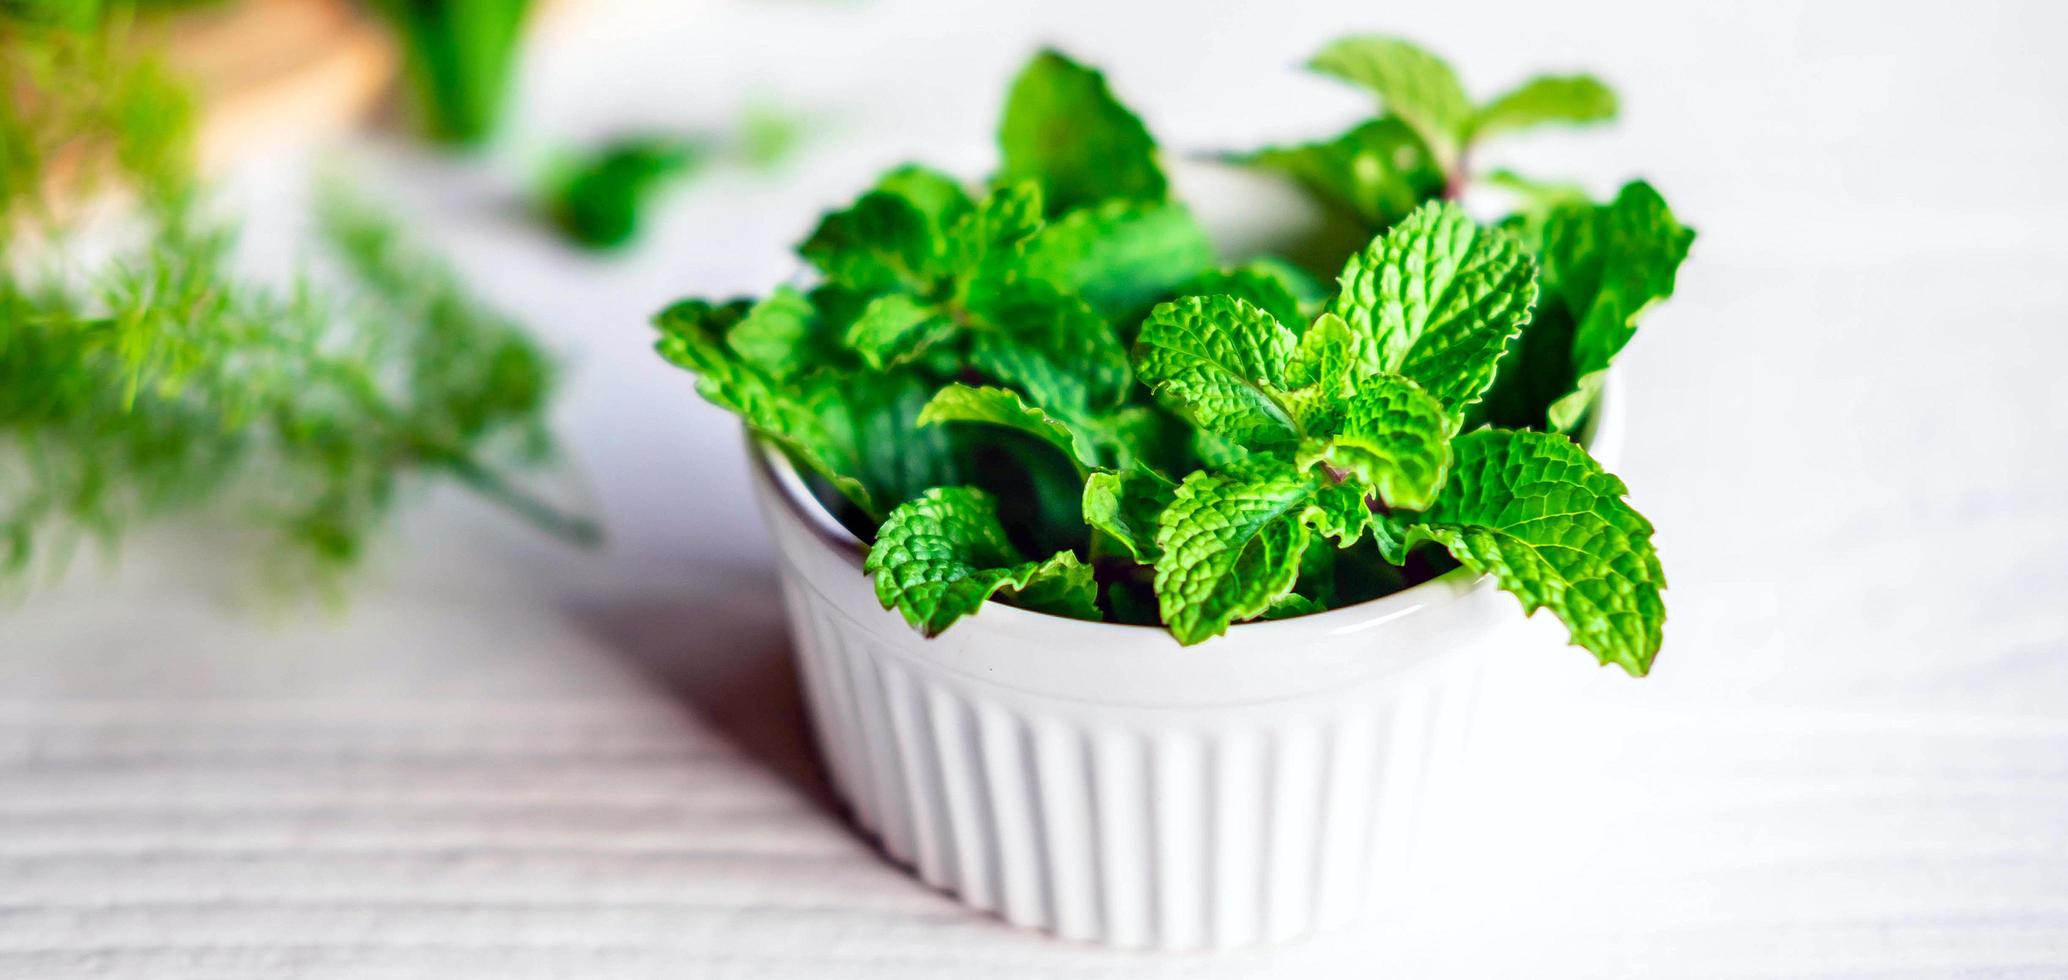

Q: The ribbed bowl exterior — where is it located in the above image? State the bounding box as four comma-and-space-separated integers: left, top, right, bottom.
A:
747, 451, 1523, 950
779, 578, 1485, 948
732, 378, 1619, 949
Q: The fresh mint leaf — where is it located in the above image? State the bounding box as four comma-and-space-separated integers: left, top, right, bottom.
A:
1297, 374, 1451, 511
1228, 117, 1445, 229
873, 164, 975, 233
655, 297, 751, 353
976, 429, 1094, 558
1372, 506, 1413, 566
919, 383, 1101, 473
963, 273, 1131, 409
1307, 36, 1472, 170
998, 49, 1167, 216
1484, 169, 1592, 231
1281, 311, 1359, 431
1179, 262, 1310, 331
1082, 466, 1175, 562
950, 181, 1045, 275
1539, 180, 1693, 430
1019, 199, 1214, 319
1479, 181, 1693, 431
1134, 294, 1301, 450
1399, 428, 1664, 675
1102, 580, 1162, 626
968, 330, 1089, 415
1239, 36, 1638, 264
803, 166, 973, 287
1100, 405, 1181, 473
660, 301, 953, 518
1135, 295, 1449, 514
1008, 552, 1103, 621
1303, 480, 1375, 547
1127, 292, 1449, 634
1245, 256, 1331, 311
1330, 201, 1537, 415
724, 285, 827, 378
826, 370, 960, 514
1262, 592, 1327, 620
865, 486, 1098, 635
799, 189, 942, 293
845, 292, 954, 369
1471, 292, 1576, 433
657, 298, 874, 513
1149, 459, 1384, 643
1281, 537, 1386, 612
1471, 74, 1617, 141
1153, 466, 1316, 645
1192, 427, 1255, 471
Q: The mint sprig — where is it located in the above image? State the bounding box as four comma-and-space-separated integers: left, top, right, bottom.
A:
1305, 34, 1618, 188
999, 50, 1167, 216
1329, 201, 1538, 416
867, 487, 1098, 635
1480, 181, 1696, 431
1153, 465, 1321, 644
655, 39, 1692, 675
1233, 36, 1624, 274
1386, 429, 1665, 674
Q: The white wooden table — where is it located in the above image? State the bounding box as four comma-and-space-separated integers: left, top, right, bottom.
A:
6, 0, 2068, 975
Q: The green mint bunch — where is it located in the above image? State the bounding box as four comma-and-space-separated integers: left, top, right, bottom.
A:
655, 41, 1693, 675
1231, 36, 1620, 256
655, 50, 1214, 527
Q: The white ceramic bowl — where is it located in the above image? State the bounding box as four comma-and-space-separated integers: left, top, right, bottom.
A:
747, 385, 1621, 949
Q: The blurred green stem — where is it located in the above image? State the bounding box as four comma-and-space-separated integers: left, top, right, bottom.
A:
440, 451, 601, 546
373, 0, 534, 146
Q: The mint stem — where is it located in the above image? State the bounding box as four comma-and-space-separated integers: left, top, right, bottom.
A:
1442, 147, 1472, 201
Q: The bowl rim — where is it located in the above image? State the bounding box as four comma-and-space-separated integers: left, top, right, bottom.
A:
747, 373, 1620, 645
752, 438, 1484, 642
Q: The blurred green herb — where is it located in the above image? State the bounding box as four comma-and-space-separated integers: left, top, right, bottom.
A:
739, 101, 805, 172
538, 103, 809, 252
1, 5, 591, 595
1, 8, 197, 226
1, 0, 109, 30
542, 136, 703, 250
370, 0, 534, 147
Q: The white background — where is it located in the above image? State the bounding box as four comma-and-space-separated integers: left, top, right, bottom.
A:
5, 0, 2068, 976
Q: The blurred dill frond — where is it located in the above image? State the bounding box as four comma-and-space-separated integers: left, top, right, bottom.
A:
1, 7, 198, 230
316, 184, 595, 546
0, 3, 593, 597
1, 194, 598, 594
